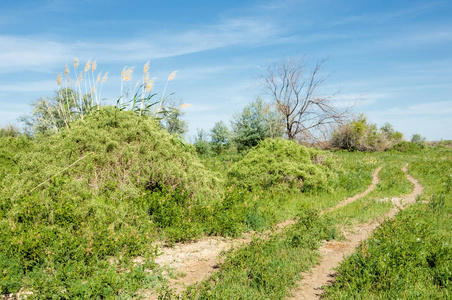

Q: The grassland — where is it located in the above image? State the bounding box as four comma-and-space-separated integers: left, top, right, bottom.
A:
1, 114, 451, 299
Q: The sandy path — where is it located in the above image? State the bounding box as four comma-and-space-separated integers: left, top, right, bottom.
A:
289, 164, 423, 300
143, 166, 383, 298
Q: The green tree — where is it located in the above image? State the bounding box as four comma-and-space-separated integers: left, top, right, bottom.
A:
380, 122, 403, 143
231, 98, 284, 151
411, 133, 427, 149
18, 88, 93, 136
162, 108, 188, 136
193, 128, 212, 155
210, 121, 231, 153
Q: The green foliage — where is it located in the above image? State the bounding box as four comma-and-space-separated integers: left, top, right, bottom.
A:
19, 88, 95, 136
380, 122, 403, 143
331, 115, 398, 152
231, 98, 284, 152
411, 133, 427, 149
324, 150, 452, 299
161, 104, 188, 136
0, 107, 224, 297
0, 135, 33, 182
390, 141, 423, 154
227, 138, 334, 193
210, 121, 231, 153
193, 129, 213, 156
7, 106, 223, 202
0, 124, 20, 138
172, 209, 335, 299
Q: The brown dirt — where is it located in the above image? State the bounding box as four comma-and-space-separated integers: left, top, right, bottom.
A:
289, 164, 424, 300
142, 166, 384, 299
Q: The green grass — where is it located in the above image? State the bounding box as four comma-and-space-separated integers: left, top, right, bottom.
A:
162, 208, 336, 300
327, 154, 413, 226
3, 120, 448, 299
323, 149, 452, 299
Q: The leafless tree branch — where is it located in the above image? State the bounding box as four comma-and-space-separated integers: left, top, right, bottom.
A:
260, 56, 353, 142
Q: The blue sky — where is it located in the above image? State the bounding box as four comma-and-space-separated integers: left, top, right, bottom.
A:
1, 0, 451, 140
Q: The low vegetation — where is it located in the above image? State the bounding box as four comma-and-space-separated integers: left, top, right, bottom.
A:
330, 115, 403, 152
323, 150, 452, 298
1, 60, 450, 299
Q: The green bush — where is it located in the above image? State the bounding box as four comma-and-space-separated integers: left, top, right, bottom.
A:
330, 115, 399, 152
390, 141, 423, 154
0, 106, 224, 297
5, 106, 223, 202
227, 138, 334, 193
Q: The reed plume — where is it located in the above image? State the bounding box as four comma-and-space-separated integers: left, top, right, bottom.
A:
168, 70, 178, 81
143, 61, 150, 75
84, 58, 92, 74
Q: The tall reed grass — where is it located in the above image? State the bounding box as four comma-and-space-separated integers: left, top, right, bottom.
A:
44, 59, 182, 133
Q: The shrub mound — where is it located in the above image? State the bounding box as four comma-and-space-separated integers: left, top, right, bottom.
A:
6, 106, 223, 201
0, 107, 223, 297
390, 141, 423, 154
227, 138, 334, 193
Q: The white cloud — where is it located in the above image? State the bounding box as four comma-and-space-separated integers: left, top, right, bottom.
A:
383, 100, 452, 116
0, 15, 282, 73
0, 35, 70, 73
0, 80, 57, 93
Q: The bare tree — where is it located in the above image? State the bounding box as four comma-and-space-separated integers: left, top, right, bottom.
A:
261, 56, 351, 142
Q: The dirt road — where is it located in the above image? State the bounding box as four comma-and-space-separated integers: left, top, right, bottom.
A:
289, 164, 423, 299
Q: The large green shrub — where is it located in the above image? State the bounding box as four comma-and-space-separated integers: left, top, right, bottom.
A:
5, 106, 223, 202
227, 138, 334, 193
330, 115, 400, 152
390, 141, 423, 154
0, 106, 224, 297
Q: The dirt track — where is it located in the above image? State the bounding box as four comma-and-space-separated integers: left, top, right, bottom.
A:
290, 164, 424, 299
146, 166, 385, 298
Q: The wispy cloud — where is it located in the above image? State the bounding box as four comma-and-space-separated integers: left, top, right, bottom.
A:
0, 80, 56, 93
0, 35, 70, 73
326, 1, 444, 27
0, 15, 282, 73
382, 100, 452, 116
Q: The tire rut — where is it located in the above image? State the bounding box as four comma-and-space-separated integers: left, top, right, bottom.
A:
144, 166, 383, 298
289, 164, 423, 300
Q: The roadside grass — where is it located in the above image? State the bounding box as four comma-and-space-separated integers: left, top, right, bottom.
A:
161, 208, 336, 300
157, 152, 426, 299
326, 154, 413, 226
2, 130, 434, 299
323, 149, 452, 299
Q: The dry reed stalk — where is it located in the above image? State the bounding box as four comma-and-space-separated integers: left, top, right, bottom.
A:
30, 152, 94, 193
120, 66, 134, 103
159, 70, 178, 113
179, 103, 191, 109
